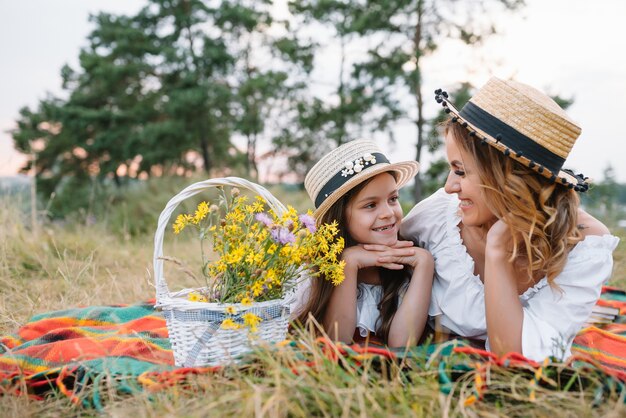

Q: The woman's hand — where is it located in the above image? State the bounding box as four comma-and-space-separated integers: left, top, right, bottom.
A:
361, 241, 433, 270
484, 216, 523, 355
485, 218, 512, 253
341, 241, 418, 271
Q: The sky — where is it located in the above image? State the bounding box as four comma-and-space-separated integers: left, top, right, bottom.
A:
1, 0, 626, 183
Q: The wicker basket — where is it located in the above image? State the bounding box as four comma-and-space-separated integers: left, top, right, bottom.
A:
154, 177, 295, 367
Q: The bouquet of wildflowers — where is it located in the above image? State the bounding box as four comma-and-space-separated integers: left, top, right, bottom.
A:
171, 187, 344, 329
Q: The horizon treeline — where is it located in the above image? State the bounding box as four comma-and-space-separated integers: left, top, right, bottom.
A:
11, 0, 527, 210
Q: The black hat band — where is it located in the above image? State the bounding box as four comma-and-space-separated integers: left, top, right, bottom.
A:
315, 152, 389, 208
460, 101, 566, 174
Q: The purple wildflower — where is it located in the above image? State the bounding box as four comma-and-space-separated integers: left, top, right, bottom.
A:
299, 214, 317, 233
255, 212, 273, 227
270, 226, 296, 244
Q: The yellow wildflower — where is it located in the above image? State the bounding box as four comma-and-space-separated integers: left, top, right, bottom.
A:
242, 312, 262, 332
218, 260, 228, 273
225, 210, 241, 223
225, 306, 237, 315
245, 251, 256, 265
251, 281, 264, 297
331, 261, 346, 285
193, 201, 210, 224
241, 297, 253, 306
283, 206, 298, 222
280, 246, 291, 258
221, 318, 240, 330
187, 293, 207, 302
225, 245, 246, 264
251, 200, 264, 213
173, 214, 192, 234
290, 251, 302, 264
265, 269, 278, 284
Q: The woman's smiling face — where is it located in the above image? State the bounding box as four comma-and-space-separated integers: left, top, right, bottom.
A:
443, 131, 497, 228
345, 172, 403, 246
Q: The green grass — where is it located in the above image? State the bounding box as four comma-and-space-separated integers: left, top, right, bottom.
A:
1, 181, 626, 417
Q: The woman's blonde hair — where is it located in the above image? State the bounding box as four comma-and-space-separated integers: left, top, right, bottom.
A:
446, 121, 583, 286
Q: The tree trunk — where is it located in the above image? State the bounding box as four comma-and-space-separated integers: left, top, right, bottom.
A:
247, 133, 259, 180
113, 170, 121, 187
182, 9, 211, 174
338, 31, 347, 145
199, 128, 211, 174
412, 0, 424, 203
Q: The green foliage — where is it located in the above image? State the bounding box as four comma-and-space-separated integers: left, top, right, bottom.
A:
551, 94, 575, 110
421, 158, 449, 197
418, 83, 474, 196
288, 0, 526, 202
581, 164, 626, 227
12, 0, 308, 207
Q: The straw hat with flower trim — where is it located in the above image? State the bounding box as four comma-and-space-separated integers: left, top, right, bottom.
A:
305, 139, 420, 221
435, 77, 590, 192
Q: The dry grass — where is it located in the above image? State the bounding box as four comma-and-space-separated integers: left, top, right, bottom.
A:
0, 204, 193, 333
1, 194, 625, 417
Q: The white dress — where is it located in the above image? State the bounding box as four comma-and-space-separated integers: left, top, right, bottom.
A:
291, 278, 406, 337
400, 188, 620, 361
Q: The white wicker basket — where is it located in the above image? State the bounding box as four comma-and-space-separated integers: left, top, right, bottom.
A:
154, 177, 295, 367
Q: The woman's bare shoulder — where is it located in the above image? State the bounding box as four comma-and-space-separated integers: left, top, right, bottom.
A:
577, 209, 611, 237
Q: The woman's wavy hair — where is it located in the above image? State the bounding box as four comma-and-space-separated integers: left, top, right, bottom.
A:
295, 173, 406, 342
445, 120, 583, 286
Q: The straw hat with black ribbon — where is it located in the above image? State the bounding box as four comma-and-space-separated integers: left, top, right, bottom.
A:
434, 77, 590, 192
305, 139, 420, 221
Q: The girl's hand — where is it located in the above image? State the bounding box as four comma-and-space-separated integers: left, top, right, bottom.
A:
341, 242, 418, 271
362, 241, 433, 270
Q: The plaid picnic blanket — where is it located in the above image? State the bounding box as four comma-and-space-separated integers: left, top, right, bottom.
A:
0, 300, 175, 407
1, 288, 625, 409
571, 286, 626, 379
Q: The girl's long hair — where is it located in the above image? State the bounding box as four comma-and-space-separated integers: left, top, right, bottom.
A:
446, 121, 583, 286
295, 173, 407, 342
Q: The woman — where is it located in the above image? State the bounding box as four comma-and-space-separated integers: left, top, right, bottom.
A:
400, 77, 619, 361
292, 139, 434, 347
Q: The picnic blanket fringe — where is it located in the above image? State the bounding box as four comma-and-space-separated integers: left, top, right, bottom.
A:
1, 288, 626, 410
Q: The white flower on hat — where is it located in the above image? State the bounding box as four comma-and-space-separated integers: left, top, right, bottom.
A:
340, 153, 379, 178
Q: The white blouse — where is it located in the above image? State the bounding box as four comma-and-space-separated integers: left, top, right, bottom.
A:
400, 188, 619, 361
291, 278, 407, 337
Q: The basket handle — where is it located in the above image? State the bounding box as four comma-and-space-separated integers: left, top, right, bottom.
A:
153, 177, 288, 305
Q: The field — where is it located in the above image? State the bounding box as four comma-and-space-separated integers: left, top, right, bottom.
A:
1, 181, 625, 417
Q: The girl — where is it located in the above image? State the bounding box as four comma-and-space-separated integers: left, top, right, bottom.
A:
401, 77, 619, 360
293, 139, 434, 347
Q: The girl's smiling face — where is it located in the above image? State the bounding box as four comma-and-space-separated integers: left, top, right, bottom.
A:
345, 172, 403, 246
443, 131, 497, 228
